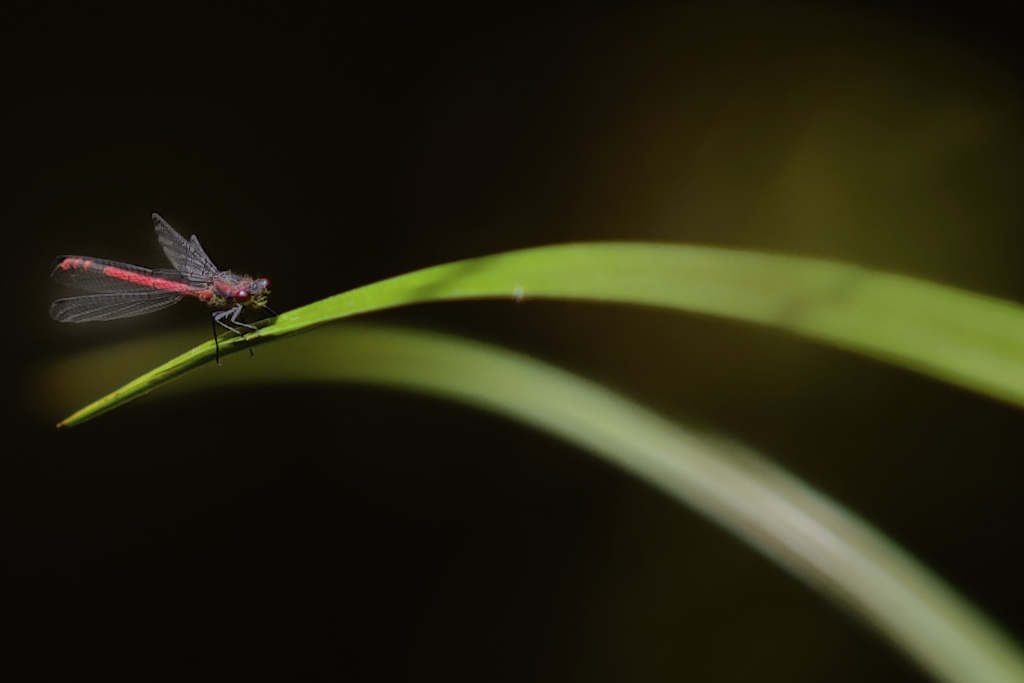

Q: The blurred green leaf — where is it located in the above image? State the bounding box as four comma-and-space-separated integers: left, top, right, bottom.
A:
38, 324, 1024, 683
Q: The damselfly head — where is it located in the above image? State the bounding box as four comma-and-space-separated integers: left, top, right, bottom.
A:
237, 277, 271, 308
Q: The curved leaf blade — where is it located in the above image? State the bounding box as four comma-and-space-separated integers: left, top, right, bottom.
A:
55, 242, 1024, 426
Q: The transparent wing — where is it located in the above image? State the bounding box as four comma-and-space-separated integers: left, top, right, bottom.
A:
153, 213, 220, 284
49, 291, 184, 322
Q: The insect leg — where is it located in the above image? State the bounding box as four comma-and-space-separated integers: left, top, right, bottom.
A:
212, 305, 260, 361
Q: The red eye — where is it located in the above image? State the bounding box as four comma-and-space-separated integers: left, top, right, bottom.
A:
235, 289, 251, 302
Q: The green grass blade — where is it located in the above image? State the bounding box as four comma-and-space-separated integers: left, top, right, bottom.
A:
39, 325, 1024, 682
55, 242, 1024, 426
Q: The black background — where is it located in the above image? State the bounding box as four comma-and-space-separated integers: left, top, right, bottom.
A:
3, 2, 1024, 680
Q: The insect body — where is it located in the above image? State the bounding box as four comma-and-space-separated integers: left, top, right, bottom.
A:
50, 213, 275, 362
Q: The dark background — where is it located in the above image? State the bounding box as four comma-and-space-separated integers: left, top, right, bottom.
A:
3, 2, 1024, 680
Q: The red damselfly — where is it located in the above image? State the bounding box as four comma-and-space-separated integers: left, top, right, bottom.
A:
50, 213, 276, 363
